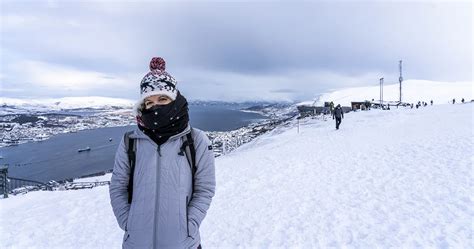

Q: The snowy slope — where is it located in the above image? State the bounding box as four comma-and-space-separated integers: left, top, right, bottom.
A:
298, 80, 472, 107
0, 103, 472, 248
203, 103, 473, 248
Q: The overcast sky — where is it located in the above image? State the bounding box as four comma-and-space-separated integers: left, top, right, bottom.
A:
1, 0, 472, 102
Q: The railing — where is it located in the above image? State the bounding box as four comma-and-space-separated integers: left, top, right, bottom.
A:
3, 176, 111, 197
8, 177, 52, 190
7, 177, 52, 196
61, 181, 110, 190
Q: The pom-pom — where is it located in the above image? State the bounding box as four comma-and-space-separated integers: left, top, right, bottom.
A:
149, 57, 166, 71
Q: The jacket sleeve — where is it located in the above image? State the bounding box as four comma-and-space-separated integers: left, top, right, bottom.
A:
109, 136, 131, 231
187, 130, 216, 234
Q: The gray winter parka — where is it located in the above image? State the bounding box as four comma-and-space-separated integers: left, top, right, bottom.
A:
109, 125, 216, 249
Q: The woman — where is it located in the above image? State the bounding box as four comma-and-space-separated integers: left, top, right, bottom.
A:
109, 57, 216, 249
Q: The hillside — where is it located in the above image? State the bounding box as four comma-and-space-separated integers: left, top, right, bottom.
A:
298, 80, 472, 107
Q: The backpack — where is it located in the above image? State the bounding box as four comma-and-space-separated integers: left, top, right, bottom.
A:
124, 129, 196, 204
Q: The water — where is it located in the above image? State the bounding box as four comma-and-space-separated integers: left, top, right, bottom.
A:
1, 105, 265, 182
189, 105, 265, 131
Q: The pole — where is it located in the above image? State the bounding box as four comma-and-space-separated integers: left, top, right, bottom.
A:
0, 165, 8, 198
223, 139, 227, 155
399, 60, 403, 103
380, 77, 384, 107
297, 119, 300, 134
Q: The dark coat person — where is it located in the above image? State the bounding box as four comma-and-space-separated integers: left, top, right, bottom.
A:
332, 104, 344, 130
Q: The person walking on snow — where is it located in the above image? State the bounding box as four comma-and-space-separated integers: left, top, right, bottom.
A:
109, 57, 216, 249
329, 101, 335, 114
332, 104, 344, 130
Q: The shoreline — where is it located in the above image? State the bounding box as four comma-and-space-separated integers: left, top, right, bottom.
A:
1, 107, 274, 148
70, 113, 296, 184
2, 107, 296, 189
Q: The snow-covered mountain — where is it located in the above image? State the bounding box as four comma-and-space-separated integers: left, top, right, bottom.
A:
0, 96, 286, 114
1, 102, 472, 248
298, 79, 472, 106
1, 96, 136, 112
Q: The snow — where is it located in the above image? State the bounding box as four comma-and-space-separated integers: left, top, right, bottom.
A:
203, 103, 472, 248
0, 103, 472, 248
1, 96, 135, 111
73, 174, 112, 183
297, 80, 472, 107
0, 187, 121, 248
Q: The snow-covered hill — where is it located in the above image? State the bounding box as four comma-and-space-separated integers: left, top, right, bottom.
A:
0, 96, 287, 115
0, 102, 472, 248
1, 96, 135, 112
298, 80, 472, 107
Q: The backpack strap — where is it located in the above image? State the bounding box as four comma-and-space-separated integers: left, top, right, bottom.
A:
124, 131, 136, 204
180, 128, 197, 193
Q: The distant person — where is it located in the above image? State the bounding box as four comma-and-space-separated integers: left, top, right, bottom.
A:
462, 98, 465, 103
453, 98, 455, 104
109, 57, 215, 249
411, 103, 414, 109
329, 101, 335, 114
332, 104, 344, 130
365, 100, 372, 110
430, 100, 433, 105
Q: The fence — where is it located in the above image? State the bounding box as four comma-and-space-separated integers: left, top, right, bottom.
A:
0, 165, 7, 198
0, 165, 111, 198
7, 177, 53, 195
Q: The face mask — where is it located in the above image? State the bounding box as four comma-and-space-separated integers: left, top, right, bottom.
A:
140, 103, 176, 130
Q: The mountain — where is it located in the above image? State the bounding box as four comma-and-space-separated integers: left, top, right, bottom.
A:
0, 97, 285, 114
1, 96, 135, 113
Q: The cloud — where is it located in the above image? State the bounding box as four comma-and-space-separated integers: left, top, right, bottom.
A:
4, 60, 138, 98
271, 89, 298, 93
0, 1, 471, 101
1, 14, 39, 30
11, 61, 120, 89
176, 68, 390, 102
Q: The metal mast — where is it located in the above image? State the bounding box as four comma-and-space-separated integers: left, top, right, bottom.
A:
380, 77, 384, 106
399, 60, 403, 103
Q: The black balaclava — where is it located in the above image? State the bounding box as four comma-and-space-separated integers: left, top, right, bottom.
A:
137, 91, 189, 145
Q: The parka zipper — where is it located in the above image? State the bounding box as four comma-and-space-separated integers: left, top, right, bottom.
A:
153, 145, 161, 249
157, 144, 162, 157
149, 128, 190, 247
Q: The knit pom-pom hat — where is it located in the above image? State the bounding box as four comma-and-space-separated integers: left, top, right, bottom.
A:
134, 57, 178, 115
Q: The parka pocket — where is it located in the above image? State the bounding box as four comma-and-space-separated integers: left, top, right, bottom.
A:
187, 219, 197, 240
185, 196, 190, 236
126, 212, 133, 232
123, 231, 130, 243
